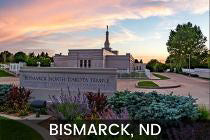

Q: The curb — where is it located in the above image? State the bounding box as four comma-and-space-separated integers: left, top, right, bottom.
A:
118, 78, 149, 80
135, 83, 181, 89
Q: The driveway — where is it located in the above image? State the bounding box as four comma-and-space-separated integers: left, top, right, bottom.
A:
0, 74, 209, 106
117, 73, 210, 106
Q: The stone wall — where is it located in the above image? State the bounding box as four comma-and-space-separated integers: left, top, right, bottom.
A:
105, 54, 135, 72
20, 67, 117, 96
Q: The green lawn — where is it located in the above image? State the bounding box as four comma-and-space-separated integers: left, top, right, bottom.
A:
153, 73, 170, 80
0, 116, 43, 140
138, 81, 159, 88
0, 70, 14, 77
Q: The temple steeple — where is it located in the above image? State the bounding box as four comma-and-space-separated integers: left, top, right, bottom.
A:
104, 25, 111, 51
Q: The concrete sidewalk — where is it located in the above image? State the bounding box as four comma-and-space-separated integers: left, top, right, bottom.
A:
149, 74, 160, 80
117, 73, 210, 106
153, 79, 180, 87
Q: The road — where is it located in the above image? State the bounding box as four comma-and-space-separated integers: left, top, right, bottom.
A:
117, 73, 210, 106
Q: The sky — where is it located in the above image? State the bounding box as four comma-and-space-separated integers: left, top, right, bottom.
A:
0, 0, 209, 62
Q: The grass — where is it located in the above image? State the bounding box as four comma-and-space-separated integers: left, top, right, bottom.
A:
198, 105, 210, 120
0, 116, 43, 140
138, 80, 159, 88
153, 73, 170, 80
0, 70, 14, 77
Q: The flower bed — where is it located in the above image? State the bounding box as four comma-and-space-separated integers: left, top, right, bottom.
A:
44, 90, 210, 139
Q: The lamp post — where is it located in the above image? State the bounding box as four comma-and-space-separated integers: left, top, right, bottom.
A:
37, 62, 41, 67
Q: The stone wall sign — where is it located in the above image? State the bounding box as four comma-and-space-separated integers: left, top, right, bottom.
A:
19, 67, 117, 94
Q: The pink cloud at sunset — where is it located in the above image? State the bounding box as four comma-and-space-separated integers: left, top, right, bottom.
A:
0, 0, 208, 62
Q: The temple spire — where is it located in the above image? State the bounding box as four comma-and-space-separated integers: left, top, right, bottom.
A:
104, 25, 111, 51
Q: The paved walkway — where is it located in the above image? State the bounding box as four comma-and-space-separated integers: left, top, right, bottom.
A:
153, 79, 180, 87
117, 73, 210, 106
149, 73, 160, 80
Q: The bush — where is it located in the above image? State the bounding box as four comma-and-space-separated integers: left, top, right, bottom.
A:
18, 105, 30, 116
39, 57, 51, 67
26, 57, 38, 66
48, 89, 89, 121
55, 103, 86, 121
85, 91, 129, 120
4, 86, 31, 114
118, 72, 147, 78
48, 89, 129, 121
85, 91, 108, 116
146, 59, 168, 72
198, 105, 210, 120
108, 91, 199, 123
0, 84, 12, 105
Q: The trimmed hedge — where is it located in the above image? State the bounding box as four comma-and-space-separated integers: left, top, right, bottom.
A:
108, 91, 199, 123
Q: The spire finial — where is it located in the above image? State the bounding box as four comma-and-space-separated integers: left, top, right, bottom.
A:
104, 25, 110, 50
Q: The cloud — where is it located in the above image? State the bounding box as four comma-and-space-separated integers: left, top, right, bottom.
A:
112, 27, 144, 43
0, 0, 205, 43
173, 0, 209, 14
0, 0, 208, 57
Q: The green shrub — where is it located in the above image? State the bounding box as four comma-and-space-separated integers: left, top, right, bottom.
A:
0, 84, 12, 105
118, 72, 147, 78
108, 91, 199, 123
55, 103, 85, 121
146, 59, 168, 72
48, 91, 89, 121
198, 105, 210, 120
18, 110, 29, 116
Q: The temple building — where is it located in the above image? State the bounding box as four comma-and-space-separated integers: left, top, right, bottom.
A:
54, 26, 145, 72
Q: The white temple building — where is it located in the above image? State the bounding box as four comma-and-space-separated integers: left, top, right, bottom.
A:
54, 26, 145, 73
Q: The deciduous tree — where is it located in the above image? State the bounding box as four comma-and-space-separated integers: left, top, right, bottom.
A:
166, 22, 208, 71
